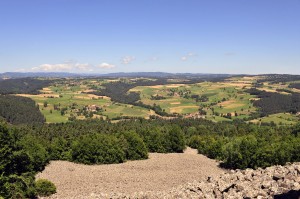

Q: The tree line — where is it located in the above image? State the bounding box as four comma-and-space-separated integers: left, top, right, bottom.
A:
0, 78, 52, 95
12, 118, 300, 169
256, 74, 300, 84
0, 95, 45, 125
289, 83, 300, 89
247, 88, 300, 116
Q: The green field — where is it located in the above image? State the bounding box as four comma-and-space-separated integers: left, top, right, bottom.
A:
14, 76, 300, 124
130, 80, 257, 119
251, 113, 300, 125
19, 79, 152, 123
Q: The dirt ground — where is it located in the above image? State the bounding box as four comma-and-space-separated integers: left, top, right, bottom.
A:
37, 147, 225, 198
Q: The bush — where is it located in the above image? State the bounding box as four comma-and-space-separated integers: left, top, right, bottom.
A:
164, 126, 186, 153
142, 130, 165, 153
17, 135, 49, 172
71, 133, 125, 164
122, 131, 148, 160
188, 135, 202, 149
49, 137, 71, 160
0, 124, 13, 175
35, 179, 56, 197
222, 136, 257, 169
0, 173, 37, 199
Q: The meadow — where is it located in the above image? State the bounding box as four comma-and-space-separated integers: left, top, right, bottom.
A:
17, 79, 152, 123
130, 77, 258, 121
15, 76, 300, 124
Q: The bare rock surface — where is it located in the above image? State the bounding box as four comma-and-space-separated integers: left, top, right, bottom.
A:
37, 149, 300, 199
37, 147, 224, 198
115, 162, 299, 199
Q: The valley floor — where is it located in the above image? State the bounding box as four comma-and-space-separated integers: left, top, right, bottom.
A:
36, 148, 224, 198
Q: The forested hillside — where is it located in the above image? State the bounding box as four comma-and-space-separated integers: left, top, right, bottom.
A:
247, 88, 300, 116
256, 74, 300, 84
289, 83, 300, 89
90, 79, 171, 104
0, 95, 45, 124
89, 79, 201, 116
0, 78, 52, 94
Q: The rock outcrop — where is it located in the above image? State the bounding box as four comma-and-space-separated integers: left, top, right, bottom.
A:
104, 162, 300, 199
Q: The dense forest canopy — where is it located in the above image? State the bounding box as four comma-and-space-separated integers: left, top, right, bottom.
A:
0, 78, 52, 94
289, 83, 300, 89
247, 88, 300, 116
256, 74, 300, 84
9, 118, 300, 170
0, 123, 52, 198
0, 95, 45, 125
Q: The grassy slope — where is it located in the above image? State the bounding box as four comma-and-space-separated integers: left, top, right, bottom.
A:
15, 76, 300, 124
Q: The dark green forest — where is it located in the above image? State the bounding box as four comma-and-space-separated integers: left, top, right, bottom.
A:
0, 78, 52, 95
0, 95, 45, 125
8, 118, 300, 169
0, 124, 53, 198
256, 74, 300, 84
289, 83, 300, 89
247, 88, 300, 116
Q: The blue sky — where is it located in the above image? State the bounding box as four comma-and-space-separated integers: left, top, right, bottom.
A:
0, 0, 299, 74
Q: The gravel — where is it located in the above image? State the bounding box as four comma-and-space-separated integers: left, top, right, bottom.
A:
36, 147, 225, 198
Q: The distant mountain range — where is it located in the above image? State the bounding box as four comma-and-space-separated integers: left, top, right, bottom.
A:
0, 72, 234, 79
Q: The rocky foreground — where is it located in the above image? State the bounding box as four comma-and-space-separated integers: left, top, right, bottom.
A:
38, 148, 224, 199
39, 150, 300, 199
98, 163, 300, 199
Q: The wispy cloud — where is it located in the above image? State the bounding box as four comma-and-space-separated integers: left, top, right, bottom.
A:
74, 63, 92, 70
31, 61, 92, 72
121, 56, 135, 64
98, 62, 116, 69
32, 63, 72, 71
27, 59, 118, 72
14, 68, 27, 72
181, 52, 197, 61
181, 56, 188, 61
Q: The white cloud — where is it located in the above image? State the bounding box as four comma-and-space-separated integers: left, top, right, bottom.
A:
181, 56, 188, 61
14, 68, 26, 72
74, 63, 91, 71
32, 63, 72, 71
121, 56, 135, 64
31, 62, 92, 72
98, 62, 116, 69
181, 52, 197, 61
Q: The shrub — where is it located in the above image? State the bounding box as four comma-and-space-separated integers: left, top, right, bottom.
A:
123, 131, 148, 160
0, 124, 13, 175
17, 135, 49, 172
142, 130, 165, 153
188, 135, 202, 149
164, 126, 186, 153
0, 173, 37, 199
49, 137, 71, 160
35, 179, 56, 197
71, 133, 125, 164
